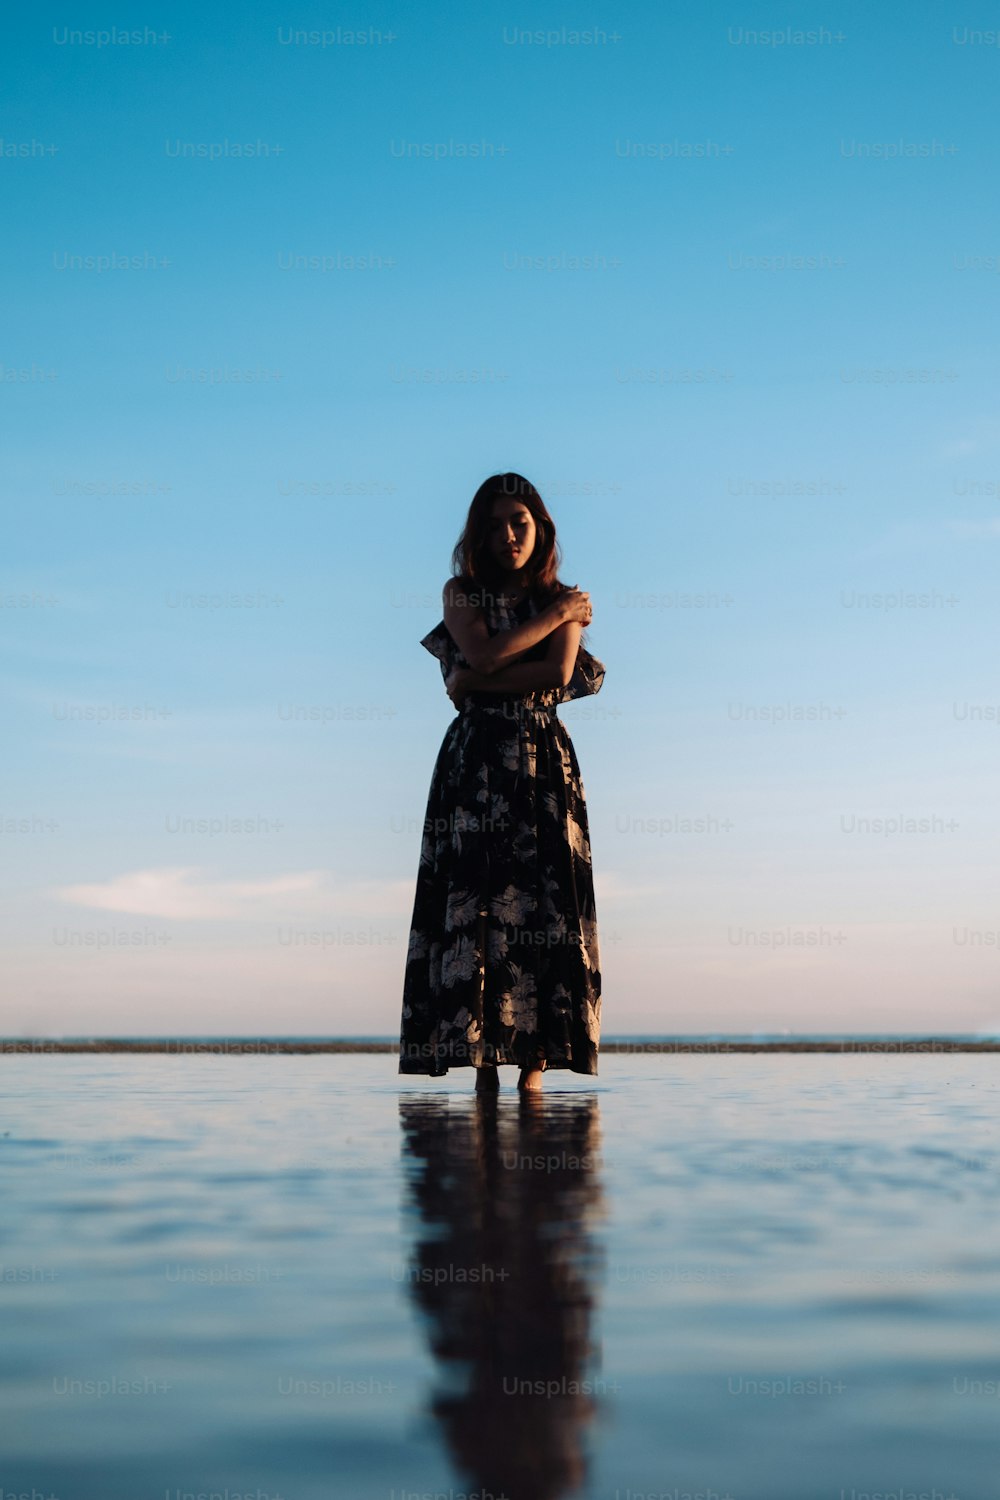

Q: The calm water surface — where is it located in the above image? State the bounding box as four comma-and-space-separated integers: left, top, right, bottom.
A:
2, 1054, 998, 1499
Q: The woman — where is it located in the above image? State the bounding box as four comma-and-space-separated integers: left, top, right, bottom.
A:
398, 473, 606, 1092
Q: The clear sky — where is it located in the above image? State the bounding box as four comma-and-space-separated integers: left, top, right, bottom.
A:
4, 2, 1000, 1037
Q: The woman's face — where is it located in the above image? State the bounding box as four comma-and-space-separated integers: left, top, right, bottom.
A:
488, 499, 537, 573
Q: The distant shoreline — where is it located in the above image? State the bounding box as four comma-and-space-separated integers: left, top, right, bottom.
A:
2, 1038, 997, 1055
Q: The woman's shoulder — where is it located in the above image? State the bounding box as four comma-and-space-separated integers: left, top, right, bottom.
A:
533, 578, 570, 607
442, 574, 493, 610
442, 571, 473, 596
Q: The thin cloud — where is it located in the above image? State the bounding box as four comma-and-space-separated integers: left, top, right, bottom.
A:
857, 516, 1000, 558
594, 868, 670, 904
948, 518, 1000, 540
50, 866, 413, 921
937, 418, 1000, 460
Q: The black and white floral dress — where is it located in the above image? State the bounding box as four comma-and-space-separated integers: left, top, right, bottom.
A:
398, 584, 606, 1077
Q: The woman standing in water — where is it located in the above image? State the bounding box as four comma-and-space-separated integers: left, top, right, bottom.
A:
398, 473, 606, 1092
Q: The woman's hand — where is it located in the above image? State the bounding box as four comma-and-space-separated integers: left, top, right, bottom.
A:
555, 586, 593, 626
445, 666, 477, 707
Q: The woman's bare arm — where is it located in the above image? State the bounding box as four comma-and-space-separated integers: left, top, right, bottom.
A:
457, 660, 566, 694
544, 619, 583, 688
457, 617, 583, 696
443, 579, 568, 675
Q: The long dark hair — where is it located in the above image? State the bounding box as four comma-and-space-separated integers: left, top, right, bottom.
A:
450, 472, 567, 608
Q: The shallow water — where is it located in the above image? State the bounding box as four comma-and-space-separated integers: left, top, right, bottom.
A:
1, 1054, 997, 1499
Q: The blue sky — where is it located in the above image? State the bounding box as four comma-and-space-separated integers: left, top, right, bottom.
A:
4, 1, 1000, 1037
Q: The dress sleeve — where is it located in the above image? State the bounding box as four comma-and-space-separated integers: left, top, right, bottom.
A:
420, 621, 469, 682
556, 642, 606, 703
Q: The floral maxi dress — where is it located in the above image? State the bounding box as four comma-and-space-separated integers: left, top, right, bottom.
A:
398, 587, 606, 1077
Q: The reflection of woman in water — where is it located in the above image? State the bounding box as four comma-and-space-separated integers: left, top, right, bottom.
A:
398, 1091, 606, 1499
398, 473, 607, 1092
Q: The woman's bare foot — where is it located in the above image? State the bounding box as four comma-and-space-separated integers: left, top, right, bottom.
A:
475, 1064, 499, 1092
517, 1060, 546, 1092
